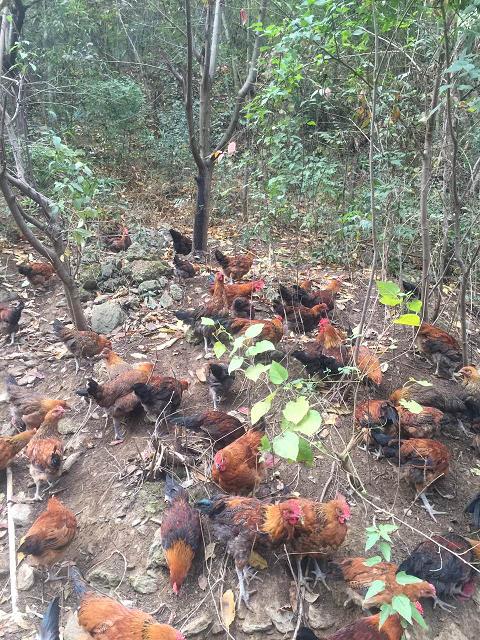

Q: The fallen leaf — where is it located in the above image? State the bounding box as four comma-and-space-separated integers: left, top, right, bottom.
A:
156, 337, 179, 351
380, 362, 389, 372
304, 591, 319, 603
220, 590, 236, 630
248, 550, 268, 570
195, 367, 207, 382
204, 542, 216, 561
198, 574, 208, 591
323, 413, 338, 426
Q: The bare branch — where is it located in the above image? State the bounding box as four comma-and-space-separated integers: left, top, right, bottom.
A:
184, 0, 204, 171
209, 0, 222, 80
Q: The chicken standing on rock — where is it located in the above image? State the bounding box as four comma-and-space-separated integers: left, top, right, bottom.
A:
168, 411, 246, 449
215, 248, 254, 281
415, 322, 462, 379
207, 363, 235, 410
131, 376, 189, 424
169, 228, 192, 255
17, 262, 55, 287
0, 428, 36, 470
105, 225, 131, 252
0, 298, 24, 344
161, 475, 200, 595
5, 374, 70, 429
52, 319, 112, 373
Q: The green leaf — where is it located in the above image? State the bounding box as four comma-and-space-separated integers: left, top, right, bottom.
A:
363, 579, 385, 602
363, 556, 382, 567
230, 336, 245, 354
260, 434, 271, 452
407, 299, 422, 313
394, 313, 421, 326
379, 541, 391, 562
244, 323, 265, 339
379, 294, 402, 307
376, 280, 401, 297
411, 603, 428, 630
409, 378, 432, 387
283, 396, 309, 424
379, 524, 398, 533
228, 356, 244, 374
297, 437, 314, 465
245, 363, 270, 381
292, 409, 323, 436
213, 341, 227, 358
379, 603, 394, 629
272, 431, 299, 461
399, 399, 423, 414
392, 594, 412, 623
245, 340, 275, 356
269, 361, 288, 385
201, 317, 215, 326
365, 533, 380, 551
251, 394, 274, 425
395, 571, 423, 585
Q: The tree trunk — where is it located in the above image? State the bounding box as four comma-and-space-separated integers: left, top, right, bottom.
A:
193, 166, 213, 251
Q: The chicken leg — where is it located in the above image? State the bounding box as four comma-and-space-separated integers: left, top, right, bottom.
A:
433, 595, 456, 611
111, 418, 126, 445
419, 492, 446, 522
235, 565, 253, 609
309, 558, 331, 591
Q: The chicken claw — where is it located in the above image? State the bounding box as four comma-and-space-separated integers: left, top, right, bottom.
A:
236, 565, 254, 610
433, 595, 456, 612
309, 558, 331, 591
419, 492, 446, 522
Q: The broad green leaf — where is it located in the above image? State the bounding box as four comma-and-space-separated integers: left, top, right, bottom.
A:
394, 313, 421, 326
272, 431, 299, 461
363, 556, 382, 567
365, 533, 380, 551
292, 409, 323, 436
363, 579, 385, 602
411, 603, 428, 630
230, 336, 245, 354
269, 361, 288, 385
379, 524, 398, 534
251, 394, 274, 425
378, 528, 393, 542
228, 356, 244, 374
260, 435, 271, 452
244, 323, 265, 339
380, 294, 402, 307
213, 341, 227, 358
391, 594, 412, 623
245, 340, 275, 356
379, 541, 391, 562
395, 571, 423, 585
244, 363, 270, 381
376, 280, 401, 297
201, 317, 215, 326
297, 437, 314, 465
379, 603, 394, 629
283, 396, 309, 424
399, 398, 423, 414
407, 298, 422, 313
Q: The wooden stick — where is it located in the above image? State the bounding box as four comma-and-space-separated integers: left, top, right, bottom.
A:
6, 466, 18, 615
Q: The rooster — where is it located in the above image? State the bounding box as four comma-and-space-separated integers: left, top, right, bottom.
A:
207, 363, 235, 410
5, 374, 70, 429
106, 225, 132, 251
279, 278, 342, 310
215, 279, 265, 305
215, 248, 254, 281
354, 399, 400, 447
161, 476, 200, 595
0, 298, 24, 344
0, 429, 36, 470
169, 228, 192, 255
53, 319, 112, 373
17, 262, 55, 287
168, 411, 246, 449
415, 322, 462, 379
131, 376, 189, 423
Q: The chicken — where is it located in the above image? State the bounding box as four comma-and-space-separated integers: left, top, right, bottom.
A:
25, 405, 66, 500
0, 298, 24, 344
415, 322, 462, 379
273, 301, 328, 333
168, 411, 246, 449
324, 609, 421, 640
215, 248, 254, 281
378, 436, 451, 521
5, 374, 70, 429
232, 296, 255, 319
228, 316, 284, 345
389, 382, 468, 416
76, 365, 155, 442
196, 494, 302, 605
106, 225, 132, 252
39, 597, 60, 640
0, 428, 36, 470
212, 423, 266, 494
17, 261, 55, 287
465, 491, 480, 528
455, 365, 480, 425
53, 319, 112, 373
99, 348, 155, 379
161, 475, 200, 594
396, 405, 444, 439
207, 363, 235, 409
131, 376, 189, 423
354, 399, 400, 447
398, 533, 480, 610
279, 278, 342, 310
328, 556, 435, 608
169, 228, 192, 255
17, 496, 77, 579
214, 279, 265, 305
70, 566, 185, 640
173, 253, 196, 279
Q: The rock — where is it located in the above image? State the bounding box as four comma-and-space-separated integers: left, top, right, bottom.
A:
266, 607, 294, 634
11, 503, 32, 527
58, 416, 77, 435
158, 291, 173, 308
185, 327, 202, 345
127, 259, 172, 283
91, 302, 126, 333
127, 227, 172, 261
0, 550, 8, 578
242, 610, 274, 633
0, 289, 20, 304
130, 573, 158, 594
99, 276, 128, 293
80, 264, 101, 290
147, 529, 167, 569
87, 568, 120, 589
100, 260, 120, 280
182, 612, 213, 636
63, 611, 90, 640
169, 283, 183, 301
17, 563, 35, 590
138, 280, 161, 294
308, 602, 336, 630
210, 622, 225, 635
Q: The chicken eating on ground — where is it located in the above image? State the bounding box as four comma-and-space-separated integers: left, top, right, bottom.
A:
228, 315, 285, 345
17, 496, 77, 580
206, 363, 235, 410
415, 322, 462, 379
98, 348, 155, 379
168, 410, 246, 449
212, 279, 265, 305
25, 405, 66, 500
0, 298, 24, 344
70, 566, 185, 640
169, 228, 192, 255
0, 428, 36, 471
106, 225, 132, 252
17, 262, 56, 287
173, 253, 196, 279
53, 319, 112, 373
161, 475, 201, 595
273, 301, 328, 333
279, 278, 342, 310
231, 296, 255, 319
131, 376, 189, 424
215, 248, 254, 281
5, 374, 70, 430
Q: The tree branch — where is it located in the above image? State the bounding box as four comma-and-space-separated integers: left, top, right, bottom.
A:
184, 0, 204, 171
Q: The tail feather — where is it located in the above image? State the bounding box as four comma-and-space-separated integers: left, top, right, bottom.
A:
165, 474, 185, 503
76, 379, 99, 399
17, 264, 32, 276
168, 414, 203, 431
70, 566, 89, 598
195, 498, 215, 515
214, 248, 228, 269
39, 597, 60, 640
465, 492, 480, 527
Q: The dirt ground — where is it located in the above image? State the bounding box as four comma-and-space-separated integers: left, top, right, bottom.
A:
0, 220, 479, 640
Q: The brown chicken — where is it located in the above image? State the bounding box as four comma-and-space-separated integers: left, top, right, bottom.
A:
456, 365, 480, 427
228, 316, 284, 345
396, 405, 444, 439
131, 376, 189, 423
232, 296, 255, 319
212, 423, 265, 494
415, 322, 462, 379
173, 253, 196, 279
5, 374, 70, 430
215, 248, 254, 281
168, 411, 246, 449
378, 436, 451, 521
71, 566, 185, 640
17, 496, 77, 578
99, 348, 155, 379
169, 228, 192, 255
53, 319, 112, 373
0, 299, 24, 344
328, 556, 435, 608
161, 476, 200, 595
279, 278, 342, 310
106, 225, 132, 251
217, 279, 265, 305
389, 382, 467, 416
0, 429, 36, 470
25, 405, 66, 500
273, 301, 328, 333
17, 261, 55, 287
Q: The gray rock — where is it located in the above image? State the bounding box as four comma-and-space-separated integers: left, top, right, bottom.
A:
169, 283, 183, 301
0, 289, 21, 304
100, 260, 120, 280
436, 625, 470, 640
99, 276, 128, 293
267, 607, 294, 634
127, 259, 172, 283
17, 563, 35, 590
147, 529, 167, 569
11, 503, 32, 527
242, 611, 274, 633
0, 550, 8, 578
308, 602, 336, 630
87, 568, 120, 589
138, 280, 160, 294
158, 291, 173, 308
130, 573, 158, 594
182, 612, 213, 636
80, 264, 101, 289
58, 416, 76, 435
210, 622, 225, 635
127, 227, 172, 261
91, 302, 126, 333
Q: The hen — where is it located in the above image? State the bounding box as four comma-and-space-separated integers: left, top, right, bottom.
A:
219, 279, 265, 305
415, 322, 462, 379
17, 261, 55, 287
131, 376, 189, 423
0, 298, 24, 344
5, 374, 70, 429
168, 411, 246, 449
99, 348, 155, 379
212, 423, 266, 494
207, 363, 235, 409
161, 476, 200, 595
25, 405, 66, 500
173, 253, 196, 279
0, 428, 36, 470
279, 278, 342, 310
322, 609, 422, 640
53, 319, 112, 373
389, 382, 467, 416
169, 228, 192, 255
398, 533, 480, 610
232, 296, 255, 319
70, 566, 185, 640
17, 496, 77, 579
106, 225, 132, 252
456, 365, 480, 427
39, 597, 60, 640
228, 316, 284, 345
273, 301, 328, 333
215, 248, 254, 281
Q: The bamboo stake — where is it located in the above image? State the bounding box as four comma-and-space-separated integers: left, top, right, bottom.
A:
6, 466, 19, 616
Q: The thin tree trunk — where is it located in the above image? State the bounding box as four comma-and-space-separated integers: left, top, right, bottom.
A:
193, 167, 213, 251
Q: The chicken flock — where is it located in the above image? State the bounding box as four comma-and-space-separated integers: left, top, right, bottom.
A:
1, 227, 480, 640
